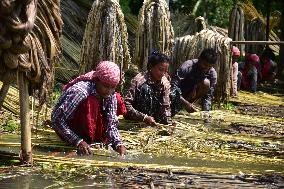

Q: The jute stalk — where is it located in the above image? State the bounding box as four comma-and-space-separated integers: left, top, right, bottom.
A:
18, 71, 33, 165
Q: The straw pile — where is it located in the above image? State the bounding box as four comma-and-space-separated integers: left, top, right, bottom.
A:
134, 0, 174, 70
79, 0, 131, 75
172, 29, 232, 102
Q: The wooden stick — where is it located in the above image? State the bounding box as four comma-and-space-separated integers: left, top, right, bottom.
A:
0, 82, 10, 111
231, 41, 284, 45
18, 71, 33, 165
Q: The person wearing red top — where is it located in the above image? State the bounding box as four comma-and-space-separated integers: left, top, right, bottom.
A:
52, 61, 127, 156
260, 48, 277, 83
238, 54, 259, 92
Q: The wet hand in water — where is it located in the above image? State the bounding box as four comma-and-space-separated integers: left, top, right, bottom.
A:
116, 145, 126, 157
77, 141, 92, 155
144, 116, 157, 126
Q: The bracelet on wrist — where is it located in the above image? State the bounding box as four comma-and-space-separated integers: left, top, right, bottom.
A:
143, 115, 148, 122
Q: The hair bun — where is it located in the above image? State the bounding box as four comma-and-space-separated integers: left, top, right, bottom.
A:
151, 49, 159, 55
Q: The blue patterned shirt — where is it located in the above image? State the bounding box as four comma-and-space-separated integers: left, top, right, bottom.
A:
51, 80, 123, 149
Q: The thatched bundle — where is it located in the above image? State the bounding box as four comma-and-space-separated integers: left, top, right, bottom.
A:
172, 29, 232, 102
135, 0, 174, 70
228, 4, 245, 55
0, 0, 63, 105
235, 0, 280, 54
244, 18, 265, 54
79, 0, 131, 75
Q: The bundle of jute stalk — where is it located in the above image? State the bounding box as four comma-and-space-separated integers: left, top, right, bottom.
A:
244, 18, 265, 54
0, 0, 62, 106
233, 0, 280, 54
172, 29, 232, 102
134, 0, 174, 70
79, 0, 131, 75
228, 4, 245, 56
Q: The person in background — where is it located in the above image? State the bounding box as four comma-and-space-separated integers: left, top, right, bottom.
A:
170, 48, 218, 115
51, 61, 127, 156
231, 46, 240, 97
124, 51, 172, 126
238, 54, 259, 92
260, 48, 277, 83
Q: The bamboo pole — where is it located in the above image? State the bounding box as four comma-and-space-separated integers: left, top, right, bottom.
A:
18, 71, 33, 165
231, 41, 284, 45
0, 83, 10, 110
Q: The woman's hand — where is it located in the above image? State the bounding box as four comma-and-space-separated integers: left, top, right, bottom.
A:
77, 141, 92, 155
116, 145, 126, 156
144, 115, 157, 126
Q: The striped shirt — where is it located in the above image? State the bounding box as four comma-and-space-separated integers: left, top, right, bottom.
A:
51, 80, 122, 148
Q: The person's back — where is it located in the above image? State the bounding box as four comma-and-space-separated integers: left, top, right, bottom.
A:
239, 54, 259, 92
260, 48, 277, 82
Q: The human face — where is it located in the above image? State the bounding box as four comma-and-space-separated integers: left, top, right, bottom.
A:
95, 79, 116, 98
150, 62, 169, 81
198, 59, 212, 73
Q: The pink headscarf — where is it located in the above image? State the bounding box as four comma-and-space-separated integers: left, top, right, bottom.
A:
248, 54, 259, 63
63, 61, 120, 91
232, 46, 240, 56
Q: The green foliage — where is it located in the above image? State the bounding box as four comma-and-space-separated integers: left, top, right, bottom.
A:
2, 119, 19, 133
51, 84, 63, 105
171, 0, 235, 28
119, 0, 131, 14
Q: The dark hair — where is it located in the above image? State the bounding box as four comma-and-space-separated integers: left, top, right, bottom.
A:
199, 48, 217, 65
261, 47, 275, 61
147, 50, 170, 70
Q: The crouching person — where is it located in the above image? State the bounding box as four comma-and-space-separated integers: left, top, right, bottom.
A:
170, 48, 218, 115
51, 61, 126, 156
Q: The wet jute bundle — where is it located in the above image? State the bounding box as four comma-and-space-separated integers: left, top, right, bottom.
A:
228, 4, 245, 55
135, 0, 174, 70
80, 0, 131, 76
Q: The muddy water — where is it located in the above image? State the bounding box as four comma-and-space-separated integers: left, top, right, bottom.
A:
1, 91, 284, 188
0, 132, 283, 188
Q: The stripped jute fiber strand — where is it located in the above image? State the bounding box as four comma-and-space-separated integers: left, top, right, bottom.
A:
79, 0, 131, 77
172, 29, 232, 102
134, 0, 174, 70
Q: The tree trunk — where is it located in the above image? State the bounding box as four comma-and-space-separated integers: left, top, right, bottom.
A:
279, 1, 284, 79
18, 71, 32, 165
